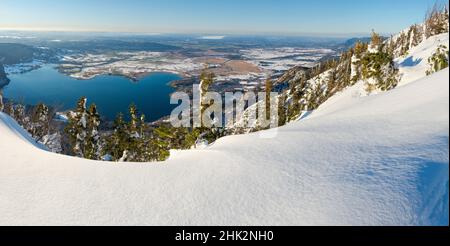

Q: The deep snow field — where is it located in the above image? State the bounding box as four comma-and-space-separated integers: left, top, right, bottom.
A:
0, 33, 448, 226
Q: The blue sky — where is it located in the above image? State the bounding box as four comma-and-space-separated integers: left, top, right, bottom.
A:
0, 0, 447, 36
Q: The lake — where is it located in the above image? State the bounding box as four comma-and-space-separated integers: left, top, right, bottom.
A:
2, 64, 181, 122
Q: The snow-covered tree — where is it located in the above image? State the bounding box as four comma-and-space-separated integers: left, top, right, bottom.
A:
104, 104, 171, 162
426, 45, 449, 75
277, 94, 287, 127
288, 74, 306, 120
65, 97, 89, 158
4, 102, 14, 117
361, 31, 400, 92
199, 67, 215, 127
13, 104, 29, 129
425, 4, 449, 38
106, 113, 128, 161
123, 104, 144, 162
85, 104, 102, 160
30, 103, 50, 141
351, 41, 368, 83
265, 77, 273, 120
368, 30, 383, 53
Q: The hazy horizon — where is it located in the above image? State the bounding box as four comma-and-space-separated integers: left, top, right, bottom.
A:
1, 0, 447, 37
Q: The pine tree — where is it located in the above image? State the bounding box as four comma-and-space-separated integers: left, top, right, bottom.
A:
125, 104, 143, 161
13, 104, 28, 129
136, 114, 152, 161
265, 77, 273, 120
325, 68, 337, 97
288, 74, 306, 120
399, 32, 409, 56
152, 126, 172, 161
30, 103, 50, 141
369, 30, 383, 52
351, 41, 368, 82
361, 50, 399, 92
105, 104, 171, 162
85, 104, 101, 160
4, 102, 14, 116
307, 81, 325, 110
65, 97, 89, 158
106, 113, 128, 161
277, 94, 287, 126
336, 49, 353, 88
128, 104, 139, 137
425, 4, 448, 38
199, 67, 215, 126
410, 24, 423, 48
184, 128, 200, 149
426, 45, 449, 75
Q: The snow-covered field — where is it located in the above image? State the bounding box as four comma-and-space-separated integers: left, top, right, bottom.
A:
4, 60, 44, 75
0, 61, 448, 225
60, 52, 203, 80
240, 47, 335, 71
58, 47, 335, 82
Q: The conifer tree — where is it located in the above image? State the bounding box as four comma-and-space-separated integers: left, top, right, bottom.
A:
426, 45, 449, 75
336, 50, 353, 88
65, 97, 89, 157
425, 4, 448, 38
13, 104, 28, 129
370, 30, 383, 52
199, 67, 215, 127
106, 113, 128, 161
152, 126, 172, 161
136, 114, 152, 161
278, 94, 287, 126
361, 50, 399, 92
265, 77, 273, 120
4, 102, 14, 116
325, 68, 337, 97
31, 103, 50, 141
125, 104, 144, 161
288, 74, 306, 120
85, 104, 101, 160
351, 41, 368, 82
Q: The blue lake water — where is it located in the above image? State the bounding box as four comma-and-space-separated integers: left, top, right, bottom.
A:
2, 64, 181, 122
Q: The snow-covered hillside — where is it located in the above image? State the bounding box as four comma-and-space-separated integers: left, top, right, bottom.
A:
0, 56, 448, 225
396, 33, 449, 86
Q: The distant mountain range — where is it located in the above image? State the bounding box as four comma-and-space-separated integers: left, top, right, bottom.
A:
339, 37, 372, 50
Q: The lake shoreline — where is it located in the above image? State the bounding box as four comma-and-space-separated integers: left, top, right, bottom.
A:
3, 64, 182, 123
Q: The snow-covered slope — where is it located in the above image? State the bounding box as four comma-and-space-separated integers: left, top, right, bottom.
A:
396, 33, 449, 86
0, 63, 448, 225
0, 113, 47, 150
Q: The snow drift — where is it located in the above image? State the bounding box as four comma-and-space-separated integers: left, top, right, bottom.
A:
0, 62, 448, 225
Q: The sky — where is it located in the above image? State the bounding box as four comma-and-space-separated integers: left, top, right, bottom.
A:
0, 0, 447, 36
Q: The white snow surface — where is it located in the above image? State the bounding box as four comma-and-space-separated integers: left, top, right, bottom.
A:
0, 66, 448, 225
396, 33, 449, 86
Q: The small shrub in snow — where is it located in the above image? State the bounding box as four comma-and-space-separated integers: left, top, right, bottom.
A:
426, 45, 449, 76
